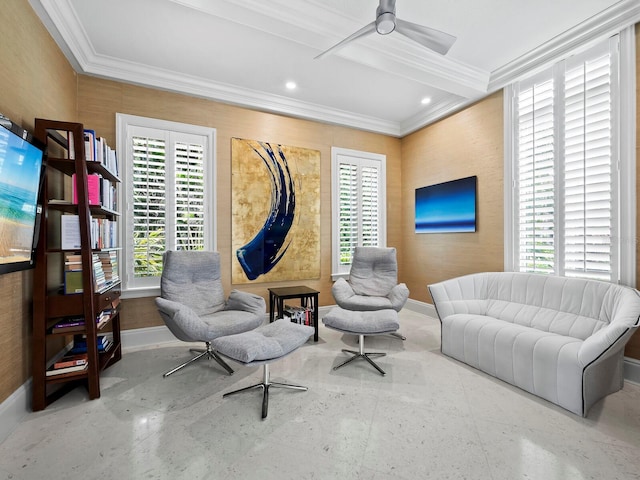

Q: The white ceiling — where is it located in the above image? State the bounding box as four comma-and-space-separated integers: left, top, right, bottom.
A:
30, 0, 640, 137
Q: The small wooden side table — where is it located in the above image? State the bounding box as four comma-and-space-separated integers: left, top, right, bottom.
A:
268, 286, 319, 342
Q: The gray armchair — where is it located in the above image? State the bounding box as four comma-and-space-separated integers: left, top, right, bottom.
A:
155, 250, 265, 377
332, 247, 409, 312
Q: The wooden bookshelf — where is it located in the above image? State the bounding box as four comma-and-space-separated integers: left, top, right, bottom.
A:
32, 119, 122, 411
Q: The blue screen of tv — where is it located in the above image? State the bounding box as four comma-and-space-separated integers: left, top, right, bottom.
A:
0, 126, 44, 270
415, 176, 477, 233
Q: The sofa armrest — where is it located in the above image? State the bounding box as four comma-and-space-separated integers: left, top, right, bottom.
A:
578, 323, 637, 366
429, 273, 489, 319
224, 289, 266, 316
579, 287, 640, 366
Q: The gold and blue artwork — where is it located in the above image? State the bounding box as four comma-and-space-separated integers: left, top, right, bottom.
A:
231, 138, 320, 283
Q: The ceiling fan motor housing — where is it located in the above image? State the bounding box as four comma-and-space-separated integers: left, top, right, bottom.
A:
376, 0, 396, 35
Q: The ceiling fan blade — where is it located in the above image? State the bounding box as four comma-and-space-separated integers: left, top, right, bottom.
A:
395, 18, 456, 55
315, 21, 377, 60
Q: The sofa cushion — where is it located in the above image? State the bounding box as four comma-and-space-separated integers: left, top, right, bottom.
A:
212, 319, 313, 364
484, 273, 612, 340
322, 307, 399, 335
442, 313, 583, 411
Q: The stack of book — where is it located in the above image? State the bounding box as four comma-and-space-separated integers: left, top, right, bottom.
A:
51, 316, 86, 334
282, 305, 313, 326
61, 214, 117, 249
45, 352, 89, 377
50, 308, 114, 334
83, 129, 119, 177
96, 250, 119, 285
63, 252, 114, 294
69, 334, 112, 355
92, 253, 107, 291
64, 253, 83, 294
71, 173, 117, 211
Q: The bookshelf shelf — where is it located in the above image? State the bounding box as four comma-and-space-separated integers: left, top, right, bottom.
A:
32, 119, 122, 411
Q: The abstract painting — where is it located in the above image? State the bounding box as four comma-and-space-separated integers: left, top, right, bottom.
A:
231, 138, 320, 283
415, 176, 477, 233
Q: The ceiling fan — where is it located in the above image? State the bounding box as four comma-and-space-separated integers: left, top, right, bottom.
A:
315, 0, 456, 59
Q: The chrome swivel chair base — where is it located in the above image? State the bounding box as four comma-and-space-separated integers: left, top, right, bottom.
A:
163, 341, 234, 377
223, 363, 307, 419
334, 334, 387, 376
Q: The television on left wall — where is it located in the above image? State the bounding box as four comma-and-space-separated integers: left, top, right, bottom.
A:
0, 120, 45, 274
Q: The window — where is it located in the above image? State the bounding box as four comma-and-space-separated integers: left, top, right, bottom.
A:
116, 114, 216, 296
505, 29, 635, 285
331, 147, 386, 277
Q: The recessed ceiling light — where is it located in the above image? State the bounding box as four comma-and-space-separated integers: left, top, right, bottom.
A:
421, 97, 432, 105
286, 81, 297, 90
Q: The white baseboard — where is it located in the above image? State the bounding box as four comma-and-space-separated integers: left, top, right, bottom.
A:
624, 357, 640, 385
0, 380, 31, 446
3, 305, 639, 445
405, 298, 438, 318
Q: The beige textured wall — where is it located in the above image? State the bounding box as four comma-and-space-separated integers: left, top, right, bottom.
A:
400, 92, 504, 304
0, 0, 77, 404
1, 1, 639, 407
76, 76, 403, 331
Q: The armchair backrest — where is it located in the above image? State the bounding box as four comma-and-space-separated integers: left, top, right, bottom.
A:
349, 247, 399, 297
161, 250, 226, 316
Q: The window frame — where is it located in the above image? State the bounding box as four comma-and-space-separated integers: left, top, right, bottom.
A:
504, 28, 636, 286
331, 146, 387, 279
116, 113, 216, 298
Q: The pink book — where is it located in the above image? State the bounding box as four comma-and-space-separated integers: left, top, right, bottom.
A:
72, 173, 101, 205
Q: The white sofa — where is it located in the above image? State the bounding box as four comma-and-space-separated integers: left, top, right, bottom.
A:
428, 272, 640, 416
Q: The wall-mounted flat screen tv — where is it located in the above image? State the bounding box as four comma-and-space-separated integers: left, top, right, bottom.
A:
0, 124, 45, 274
415, 176, 477, 233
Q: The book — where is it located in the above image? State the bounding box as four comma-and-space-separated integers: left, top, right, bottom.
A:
69, 335, 111, 354
46, 363, 88, 376
83, 129, 96, 161
69, 340, 111, 355
64, 270, 83, 294
67, 131, 75, 160
72, 173, 101, 205
51, 318, 86, 333
53, 353, 88, 370
60, 214, 81, 250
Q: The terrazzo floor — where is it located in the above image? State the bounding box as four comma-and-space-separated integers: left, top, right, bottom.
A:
1, 309, 640, 479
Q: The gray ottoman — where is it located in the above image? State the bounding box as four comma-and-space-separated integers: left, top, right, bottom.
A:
322, 307, 399, 375
212, 319, 313, 419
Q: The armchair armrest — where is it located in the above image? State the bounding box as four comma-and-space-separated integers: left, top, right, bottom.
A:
388, 283, 409, 312
224, 289, 266, 316
332, 277, 356, 305
155, 297, 207, 341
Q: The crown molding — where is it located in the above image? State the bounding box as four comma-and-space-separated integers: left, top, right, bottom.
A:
488, 0, 640, 91
88, 54, 403, 136
29, 0, 638, 137
399, 95, 485, 136
33, 0, 402, 136
29, 0, 93, 72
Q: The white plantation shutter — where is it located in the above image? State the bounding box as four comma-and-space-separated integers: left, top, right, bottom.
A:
332, 148, 386, 276
517, 78, 556, 274
174, 141, 205, 251
118, 115, 215, 292
338, 163, 358, 266
361, 165, 380, 247
507, 34, 634, 285
132, 135, 166, 278
563, 52, 613, 281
